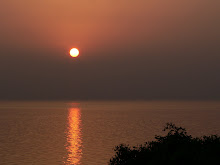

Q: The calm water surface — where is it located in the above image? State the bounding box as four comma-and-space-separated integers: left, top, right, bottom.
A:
0, 101, 220, 165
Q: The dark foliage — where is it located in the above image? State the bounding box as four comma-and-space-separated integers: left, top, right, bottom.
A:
109, 123, 220, 165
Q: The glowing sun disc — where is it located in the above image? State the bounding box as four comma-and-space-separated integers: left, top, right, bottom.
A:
70, 48, 79, 57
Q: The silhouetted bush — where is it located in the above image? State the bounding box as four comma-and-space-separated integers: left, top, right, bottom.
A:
109, 123, 220, 165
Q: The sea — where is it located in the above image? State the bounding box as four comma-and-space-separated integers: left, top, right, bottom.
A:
0, 101, 220, 165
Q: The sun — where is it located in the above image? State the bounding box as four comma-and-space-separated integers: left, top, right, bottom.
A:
70, 48, 79, 58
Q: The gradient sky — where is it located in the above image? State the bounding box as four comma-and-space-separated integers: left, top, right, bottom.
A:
0, 0, 220, 100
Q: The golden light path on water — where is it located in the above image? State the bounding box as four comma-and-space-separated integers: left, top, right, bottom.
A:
65, 107, 82, 165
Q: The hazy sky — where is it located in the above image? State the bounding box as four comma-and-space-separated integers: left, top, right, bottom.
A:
0, 0, 220, 100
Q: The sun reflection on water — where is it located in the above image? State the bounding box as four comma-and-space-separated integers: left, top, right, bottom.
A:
65, 107, 82, 165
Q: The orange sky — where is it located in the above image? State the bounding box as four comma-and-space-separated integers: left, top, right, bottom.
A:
0, 0, 220, 100
1, 0, 219, 54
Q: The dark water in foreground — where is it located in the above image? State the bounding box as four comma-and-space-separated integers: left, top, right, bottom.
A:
0, 101, 220, 165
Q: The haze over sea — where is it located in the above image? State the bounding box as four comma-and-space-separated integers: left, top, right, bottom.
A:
0, 101, 220, 165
